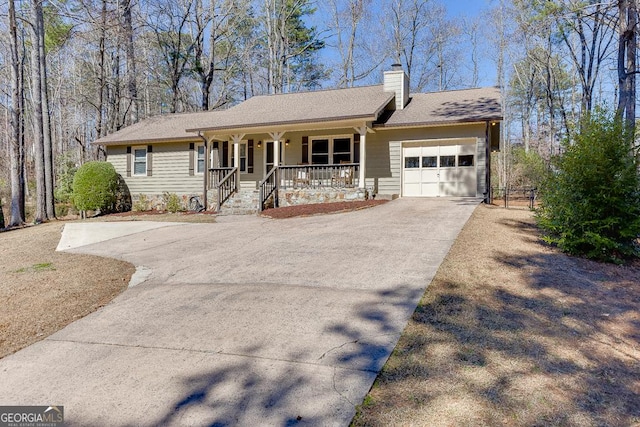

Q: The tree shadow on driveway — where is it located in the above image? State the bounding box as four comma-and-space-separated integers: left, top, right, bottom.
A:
126, 285, 424, 427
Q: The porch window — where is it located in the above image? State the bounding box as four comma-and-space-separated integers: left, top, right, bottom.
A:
333, 138, 351, 163
311, 139, 329, 164
229, 141, 248, 173
309, 136, 353, 164
133, 147, 147, 176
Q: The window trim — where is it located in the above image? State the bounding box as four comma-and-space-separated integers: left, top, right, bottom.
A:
308, 135, 354, 165
132, 145, 147, 176
195, 143, 206, 174
229, 140, 248, 173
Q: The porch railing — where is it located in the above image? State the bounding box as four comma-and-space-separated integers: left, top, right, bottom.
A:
259, 167, 278, 212
279, 164, 359, 189
215, 167, 238, 211
209, 167, 235, 189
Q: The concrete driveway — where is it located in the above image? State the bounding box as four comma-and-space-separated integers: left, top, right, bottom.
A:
0, 198, 478, 426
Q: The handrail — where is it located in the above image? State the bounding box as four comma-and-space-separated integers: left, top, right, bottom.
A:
258, 167, 278, 212
217, 167, 238, 211
209, 167, 235, 189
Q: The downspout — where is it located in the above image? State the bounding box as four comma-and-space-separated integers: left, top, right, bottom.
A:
198, 131, 208, 210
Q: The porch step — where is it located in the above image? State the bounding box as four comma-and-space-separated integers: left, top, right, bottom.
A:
218, 190, 260, 215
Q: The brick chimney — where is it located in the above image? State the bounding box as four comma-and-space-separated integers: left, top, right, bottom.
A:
383, 63, 409, 110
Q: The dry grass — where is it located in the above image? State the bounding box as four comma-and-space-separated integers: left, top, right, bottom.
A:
353, 204, 640, 427
0, 222, 135, 359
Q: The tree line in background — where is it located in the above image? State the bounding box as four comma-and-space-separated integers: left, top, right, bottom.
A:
0, 0, 638, 229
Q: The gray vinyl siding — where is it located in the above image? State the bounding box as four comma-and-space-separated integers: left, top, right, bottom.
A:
106, 123, 490, 200
107, 142, 203, 197
476, 138, 487, 196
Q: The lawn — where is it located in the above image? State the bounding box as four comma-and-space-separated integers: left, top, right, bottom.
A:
353, 204, 640, 426
0, 222, 135, 358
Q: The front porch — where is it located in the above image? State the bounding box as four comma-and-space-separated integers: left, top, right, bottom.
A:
208, 163, 366, 212
201, 127, 372, 212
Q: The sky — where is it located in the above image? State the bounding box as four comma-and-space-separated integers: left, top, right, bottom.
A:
311, 0, 498, 90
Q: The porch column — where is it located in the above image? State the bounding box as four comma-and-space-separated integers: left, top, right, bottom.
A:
355, 126, 368, 189
230, 134, 245, 191
269, 131, 285, 167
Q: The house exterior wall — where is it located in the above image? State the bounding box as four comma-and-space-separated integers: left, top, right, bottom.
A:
107, 142, 204, 209
106, 122, 490, 211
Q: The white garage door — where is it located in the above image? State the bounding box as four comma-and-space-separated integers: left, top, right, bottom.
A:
403, 143, 477, 197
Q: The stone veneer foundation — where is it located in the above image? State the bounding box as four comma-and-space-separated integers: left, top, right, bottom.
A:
278, 188, 367, 207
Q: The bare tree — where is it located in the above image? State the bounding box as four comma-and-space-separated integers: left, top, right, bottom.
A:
617, 0, 637, 130
8, 0, 24, 226
29, 0, 47, 222
121, 0, 139, 124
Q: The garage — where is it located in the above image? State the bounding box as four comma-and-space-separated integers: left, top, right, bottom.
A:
402, 140, 477, 197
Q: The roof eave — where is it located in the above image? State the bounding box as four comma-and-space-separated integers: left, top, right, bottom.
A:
187, 114, 380, 134
93, 135, 201, 146
374, 117, 503, 130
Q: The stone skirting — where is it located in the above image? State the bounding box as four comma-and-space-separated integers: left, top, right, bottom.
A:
278, 188, 366, 207
131, 192, 216, 212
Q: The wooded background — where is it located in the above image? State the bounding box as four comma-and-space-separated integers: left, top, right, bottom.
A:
0, 0, 638, 226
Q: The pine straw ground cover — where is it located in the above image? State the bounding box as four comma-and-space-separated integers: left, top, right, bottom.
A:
353, 204, 640, 427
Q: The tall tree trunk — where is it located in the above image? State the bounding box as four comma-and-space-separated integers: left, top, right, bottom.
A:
618, 0, 637, 132
122, 0, 139, 123
96, 0, 107, 141
30, 0, 46, 223
8, 0, 24, 226
37, 2, 55, 219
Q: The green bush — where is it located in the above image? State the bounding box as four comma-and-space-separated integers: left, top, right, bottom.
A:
162, 192, 183, 213
133, 194, 149, 212
536, 109, 640, 262
72, 161, 118, 212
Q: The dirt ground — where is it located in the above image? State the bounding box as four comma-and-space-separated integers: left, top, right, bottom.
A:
0, 222, 134, 359
352, 204, 640, 427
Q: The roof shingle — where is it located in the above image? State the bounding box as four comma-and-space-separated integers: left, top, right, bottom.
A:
380, 87, 502, 128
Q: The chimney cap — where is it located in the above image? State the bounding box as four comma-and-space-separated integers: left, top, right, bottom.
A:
391, 63, 403, 71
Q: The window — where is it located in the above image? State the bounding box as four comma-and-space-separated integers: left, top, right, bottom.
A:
133, 147, 147, 176
196, 144, 205, 173
440, 155, 456, 168
422, 156, 437, 168
311, 139, 329, 164
333, 138, 351, 163
310, 136, 352, 164
405, 157, 419, 168
458, 155, 474, 167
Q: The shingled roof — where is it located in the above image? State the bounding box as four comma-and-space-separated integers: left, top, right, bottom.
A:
376, 87, 502, 128
185, 85, 394, 132
94, 85, 501, 146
